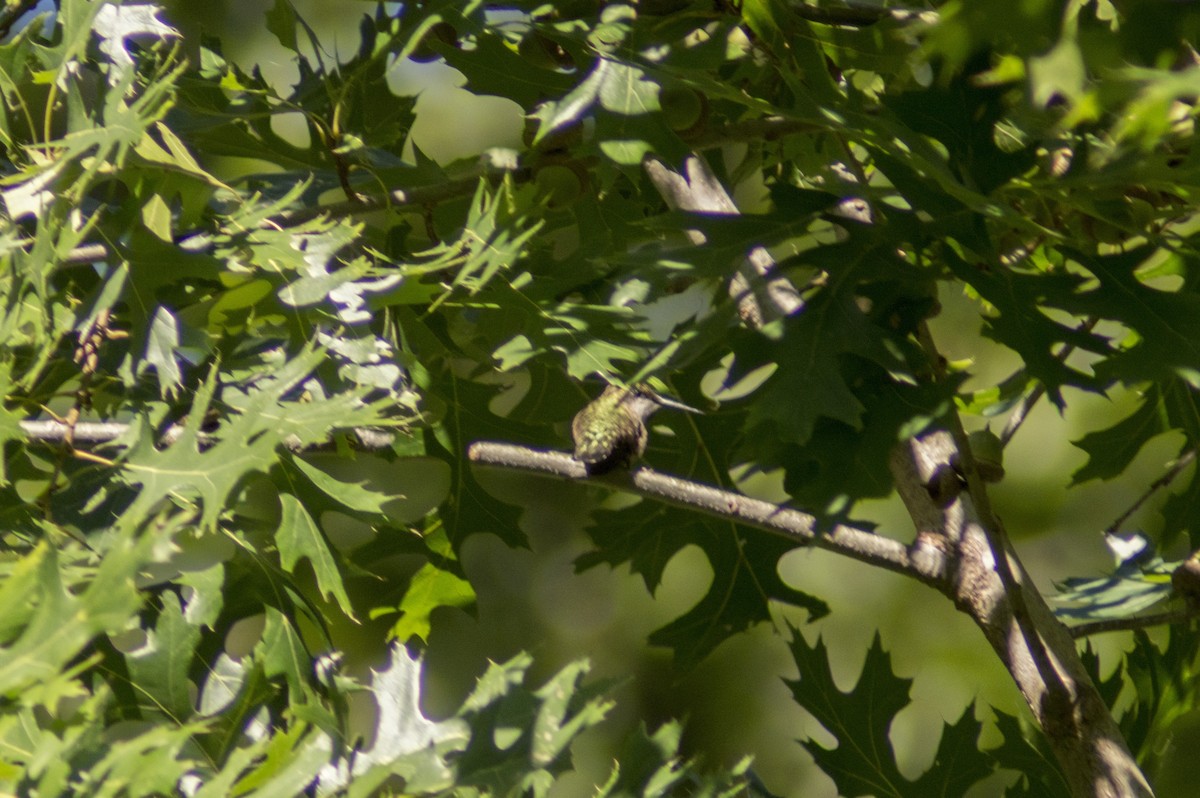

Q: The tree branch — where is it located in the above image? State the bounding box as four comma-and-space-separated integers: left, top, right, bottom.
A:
636, 135, 1152, 795
643, 154, 803, 328
890, 429, 1152, 798
472, 433, 1153, 796
466, 440, 949, 586
913, 323, 1152, 797
19, 419, 400, 452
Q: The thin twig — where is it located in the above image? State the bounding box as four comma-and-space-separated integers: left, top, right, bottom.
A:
1104, 448, 1198, 537
1001, 316, 1100, 446
1000, 383, 1042, 446
1068, 607, 1198, 638
38, 310, 110, 522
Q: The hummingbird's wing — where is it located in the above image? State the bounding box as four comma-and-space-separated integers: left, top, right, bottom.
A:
574, 426, 617, 464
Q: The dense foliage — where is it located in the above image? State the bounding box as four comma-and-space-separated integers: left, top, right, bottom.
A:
2, 0, 1200, 795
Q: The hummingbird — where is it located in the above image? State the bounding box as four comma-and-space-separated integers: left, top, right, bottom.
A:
570, 383, 698, 475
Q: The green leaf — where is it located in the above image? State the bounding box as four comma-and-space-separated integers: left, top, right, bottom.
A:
943, 246, 1106, 403
277, 493, 356, 619
1071, 379, 1199, 500
318, 643, 466, 795
425, 376, 528, 550
117, 370, 280, 532
453, 652, 616, 792
0, 690, 108, 793
118, 346, 381, 531
0, 542, 52, 645
1053, 556, 1174, 624
599, 722, 687, 798
909, 708, 995, 796
141, 193, 173, 240
0, 532, 148, 701
143, 305, 183, 397
229, 723, 332, 798
739, 0, 836, 106
259, 607, 310, 698
786, 631, 911, 794
883, 60, 1037, 195
76, 723, 203, 798
1071, 393, 1164, 484
389, 561, 475, 644
716, 237, 948, 511
1120, 628, 1200, 767
177, 563, 226, 630
531, 659, 613, 767
193, 737, 274, 798
1160, 469, 1200, 550
1070, 245, 1200, 385
286, 454, 449, 523
265, 0, 299, 52
277, 259, 371, 308
786, 630, 993, 796
989, 710, 1070, 797
441, 25, 575, 109
531, 56, 608, 146
126, 591, 202, 721
412, 181, 544, 311
594, 62, 677, 165
579, 504, 828, 667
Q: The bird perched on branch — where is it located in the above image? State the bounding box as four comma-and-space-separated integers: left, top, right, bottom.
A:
570, 383, 698, 475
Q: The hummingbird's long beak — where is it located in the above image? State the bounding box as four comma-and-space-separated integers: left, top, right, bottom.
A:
650, 392, 701, 414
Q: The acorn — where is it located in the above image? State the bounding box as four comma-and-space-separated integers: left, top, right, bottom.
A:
534, 162, 589, 210
659, 85, 709, 137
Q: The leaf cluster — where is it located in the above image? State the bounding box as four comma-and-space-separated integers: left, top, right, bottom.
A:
2, 0, 1200, 794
